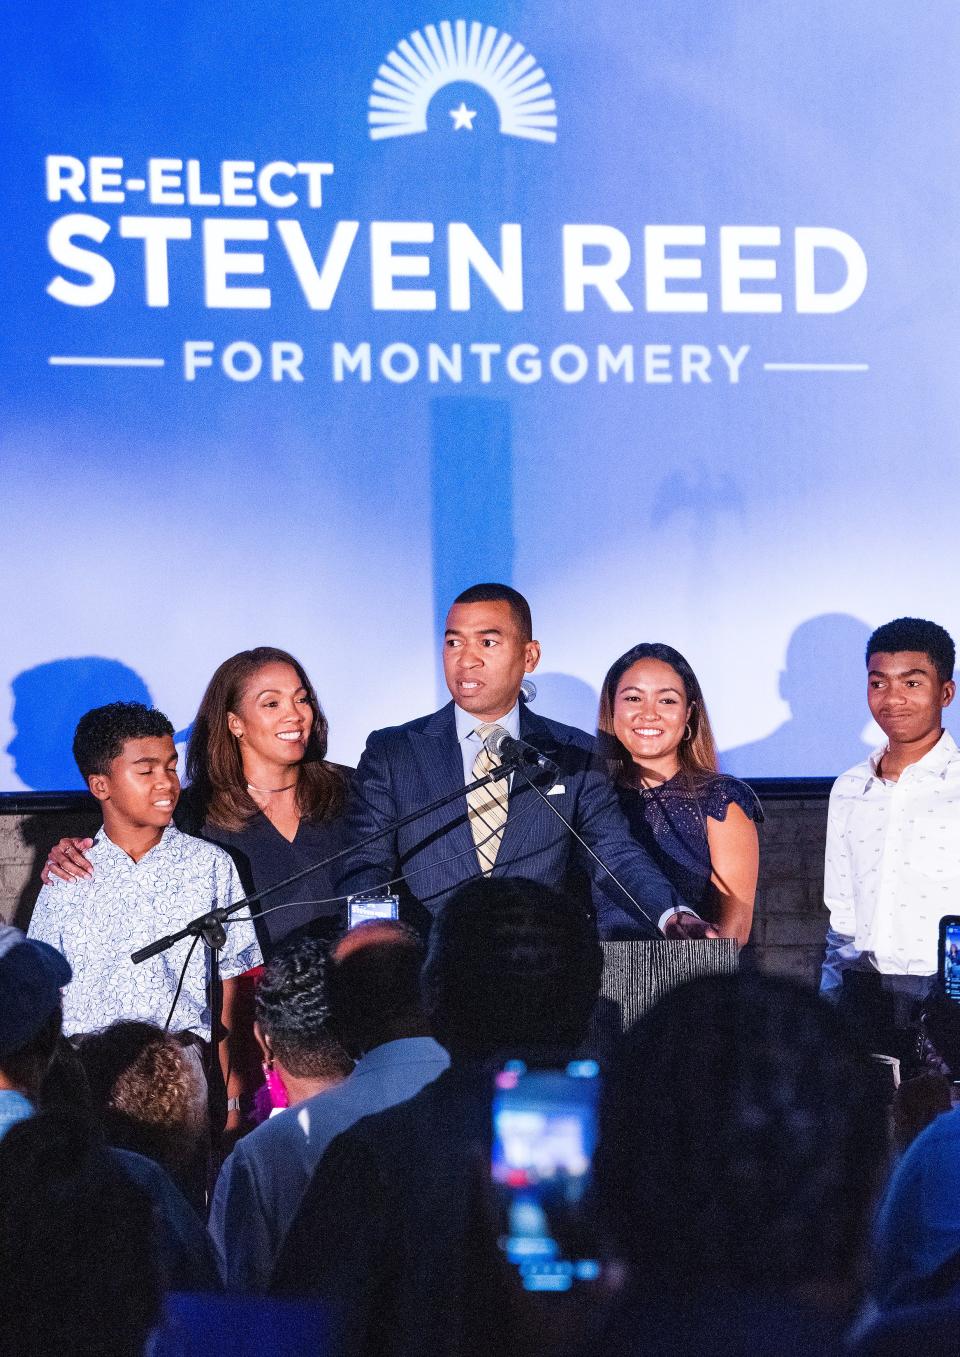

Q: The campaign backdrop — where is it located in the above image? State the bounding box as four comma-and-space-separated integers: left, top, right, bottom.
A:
3, 1, 959, 789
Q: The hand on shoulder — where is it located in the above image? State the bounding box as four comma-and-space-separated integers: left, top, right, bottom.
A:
41, 837, 95, 884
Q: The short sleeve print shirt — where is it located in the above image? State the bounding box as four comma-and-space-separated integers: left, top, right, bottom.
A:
28, 824, 262, 1038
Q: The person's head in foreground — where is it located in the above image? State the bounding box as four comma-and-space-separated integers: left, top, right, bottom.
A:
599, 971, 888, 1316
865, 617, 955, 758
254, 936, 353, 1108
422, 876, 602, 1062
327, 919, 430, 1059
0, 1111, 161, 1357
77, 1021, 208, 1182
0, 924, 71, 1105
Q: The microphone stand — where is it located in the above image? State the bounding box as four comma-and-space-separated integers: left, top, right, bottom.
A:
131, 756, 525, 1137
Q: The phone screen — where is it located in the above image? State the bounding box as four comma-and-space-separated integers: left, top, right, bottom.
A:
347, 893, 400, 928
940, 916, 960, 1003
491, 1060, 601, 1292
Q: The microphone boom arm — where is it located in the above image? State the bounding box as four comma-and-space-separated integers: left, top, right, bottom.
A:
130, 757, 521, 965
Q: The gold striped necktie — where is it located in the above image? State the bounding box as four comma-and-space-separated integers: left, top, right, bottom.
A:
467, 723, 509, 875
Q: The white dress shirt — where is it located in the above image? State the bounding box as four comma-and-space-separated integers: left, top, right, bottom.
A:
28, 825, 261, 1038
454, 700, 521, 784
823, 730, 960, 978
454, 698, 687, 930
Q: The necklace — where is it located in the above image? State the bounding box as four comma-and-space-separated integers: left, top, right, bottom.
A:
247, 780, 298, 794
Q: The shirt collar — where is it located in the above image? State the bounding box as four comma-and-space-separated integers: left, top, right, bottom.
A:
454, 700, 521, 746
94, 822, 179, 862
351, 1036, 448, 1076
865, 728, 958, 789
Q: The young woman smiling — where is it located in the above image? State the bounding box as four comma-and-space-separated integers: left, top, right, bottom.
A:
596, 643, 761, 946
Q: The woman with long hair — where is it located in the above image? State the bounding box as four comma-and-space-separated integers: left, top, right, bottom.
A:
176, 646, 349, 955
596, 642, 761, 945
43, 646, 351, 958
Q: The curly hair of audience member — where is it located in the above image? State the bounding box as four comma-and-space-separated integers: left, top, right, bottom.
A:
78, 1022, 207, 1176
255, 937, 352, 1079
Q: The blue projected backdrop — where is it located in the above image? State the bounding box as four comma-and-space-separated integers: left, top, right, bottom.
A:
4, 2, 960, 789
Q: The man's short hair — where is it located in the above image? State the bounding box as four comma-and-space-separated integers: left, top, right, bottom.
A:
254, 937, 351, 1080
423, 877, 601, 1059
452, 583, 533, 642
327, 921, 426, 1056
73, 702, 174, 779
866, 617, 956, 685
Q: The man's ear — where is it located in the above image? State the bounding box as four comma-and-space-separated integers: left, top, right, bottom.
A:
88, 773, 110, 804
524, 639, 542, 673
942, 679, 956, 710
253, 1021, 271, 1062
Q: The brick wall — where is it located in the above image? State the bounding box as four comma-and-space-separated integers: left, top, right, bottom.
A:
1, 805, 102, 931
749, 797, 830, 983
0, 792, 832, 983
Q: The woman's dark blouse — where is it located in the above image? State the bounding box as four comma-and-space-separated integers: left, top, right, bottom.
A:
595, 772, 763, 938
175, 771, 353, 959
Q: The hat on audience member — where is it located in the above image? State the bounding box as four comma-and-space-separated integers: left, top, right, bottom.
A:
0, 925, 71, 1057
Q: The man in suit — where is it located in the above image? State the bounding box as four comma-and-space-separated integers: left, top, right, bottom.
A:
340, 582, 712, 938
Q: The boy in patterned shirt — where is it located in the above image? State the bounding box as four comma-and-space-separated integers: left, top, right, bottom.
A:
29, 702, 261, 1137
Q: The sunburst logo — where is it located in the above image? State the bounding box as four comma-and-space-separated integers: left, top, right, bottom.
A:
368, 19, 557, 144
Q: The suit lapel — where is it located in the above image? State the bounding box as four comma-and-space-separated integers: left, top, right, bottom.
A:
493, 706, 565, 870
409, 703, 464, 799
409, 703, 478, 877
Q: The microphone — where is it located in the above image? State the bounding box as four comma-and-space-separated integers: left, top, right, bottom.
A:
519, 678, 537, 704
484, 726, 558, 775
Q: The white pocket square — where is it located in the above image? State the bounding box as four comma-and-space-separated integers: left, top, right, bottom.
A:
547, 784, 566, 796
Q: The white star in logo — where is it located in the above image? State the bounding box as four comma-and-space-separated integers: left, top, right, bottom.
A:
449, 101, 477, 131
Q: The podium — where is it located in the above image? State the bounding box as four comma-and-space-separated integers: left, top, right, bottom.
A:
587, 939, 739, 1060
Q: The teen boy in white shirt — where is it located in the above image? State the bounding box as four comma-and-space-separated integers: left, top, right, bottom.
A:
821, 618, 959, 1051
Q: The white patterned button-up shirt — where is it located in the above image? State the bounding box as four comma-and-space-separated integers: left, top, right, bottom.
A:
823, 730, 960, 977
28, 825, 261, 1038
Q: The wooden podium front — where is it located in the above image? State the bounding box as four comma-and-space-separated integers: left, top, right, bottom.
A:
587, 939, 739, 1060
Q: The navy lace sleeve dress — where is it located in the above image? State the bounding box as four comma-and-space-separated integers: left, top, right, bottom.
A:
595, 772, 763, 939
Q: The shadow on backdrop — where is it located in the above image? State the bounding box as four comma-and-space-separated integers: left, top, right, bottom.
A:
532, 673, 600, 733
7, 657, 152, 790
430, 397, 513, 706
650, 462, 745, 540
721, 614, 874, 779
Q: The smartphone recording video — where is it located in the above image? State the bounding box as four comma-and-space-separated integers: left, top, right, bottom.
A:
346, 893, 400, 929
939, 916, 960, 1003
491, 1059, 601, 1293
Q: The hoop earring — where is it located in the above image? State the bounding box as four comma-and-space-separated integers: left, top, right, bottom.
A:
684, 720, 693, 742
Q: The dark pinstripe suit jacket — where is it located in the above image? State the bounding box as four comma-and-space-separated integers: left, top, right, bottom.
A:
338, 700, 678, 933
